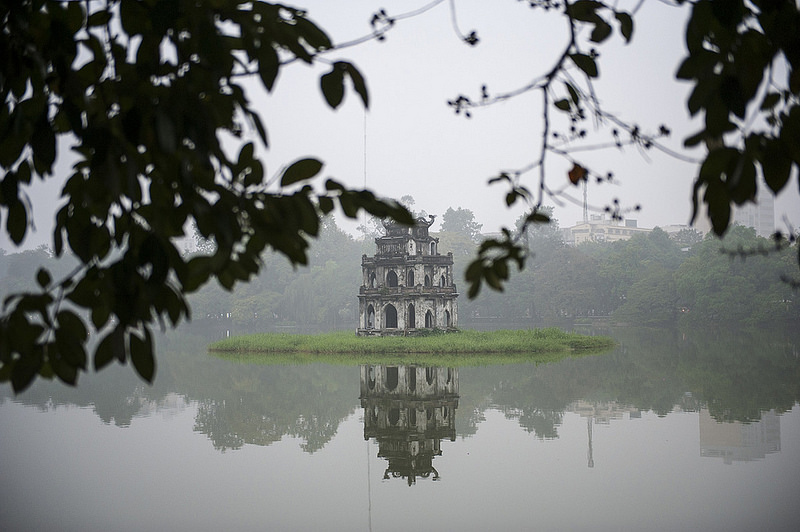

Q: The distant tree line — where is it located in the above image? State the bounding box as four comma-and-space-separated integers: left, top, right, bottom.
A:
460, 213, 799, 328
2, 207, 797, 333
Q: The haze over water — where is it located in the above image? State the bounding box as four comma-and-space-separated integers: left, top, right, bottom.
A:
1, 325, 798, 531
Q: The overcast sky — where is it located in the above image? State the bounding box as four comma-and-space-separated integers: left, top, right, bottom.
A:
4, 0, 799, 252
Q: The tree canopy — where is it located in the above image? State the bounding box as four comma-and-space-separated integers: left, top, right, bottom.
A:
460, 0, 800, 296
0, 0, 411, 392
440, 207, 483, 242
2, 0, 799, 392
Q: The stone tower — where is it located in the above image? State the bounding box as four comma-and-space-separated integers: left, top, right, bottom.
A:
357, 216, 458, 335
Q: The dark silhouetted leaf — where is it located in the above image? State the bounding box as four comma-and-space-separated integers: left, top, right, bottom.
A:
569, 53, 598, 78
615, 12, 633, 42
590, 19, 612, 44
281, 158, 323, 187
130, 330, 155, 382
36, 268, 51, 288
320, 66, 345, 109
761, 139, 792, 194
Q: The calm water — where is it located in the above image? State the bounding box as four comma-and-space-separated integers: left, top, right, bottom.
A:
1, 326, 799, 531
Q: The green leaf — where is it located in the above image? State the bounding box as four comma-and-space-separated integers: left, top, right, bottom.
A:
257, 45, 280, 92
318, 196, 334, 214
32, 116, 56, 174
7, 201, 27, 244
569, 53, 598, 78
238, 142, 255, 167
320, 66, 345, 109
683, 129, 707, 148
568, 1, 603, 23
781, 107, 800, 165
590, 19, 612, 44
554, 99, 571, 111
244, 159, 264, 187
11, 353, 42, 394
36, 268, 51, 288
343, 62, 369, 108
56, 310, 88, 343
614, 12, 633, 42
526, 211, 551, 224
91, 303, 111, 330
129, 330, 155, 382
761, 138, 792, 194
760, 92, 781, 110
281, 158, 323, 187
87, 10, 112, 27
565, 82, 580, 106
704, 180, 731, 237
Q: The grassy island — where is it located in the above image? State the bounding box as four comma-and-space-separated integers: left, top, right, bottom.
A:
208, 328, 616, 366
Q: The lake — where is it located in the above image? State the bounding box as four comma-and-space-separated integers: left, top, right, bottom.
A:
1, 325, 799, 531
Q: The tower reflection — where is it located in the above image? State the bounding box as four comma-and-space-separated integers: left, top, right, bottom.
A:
360, 364, 459, 485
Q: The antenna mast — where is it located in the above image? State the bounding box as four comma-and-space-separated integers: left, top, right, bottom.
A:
582, 180, 588, 223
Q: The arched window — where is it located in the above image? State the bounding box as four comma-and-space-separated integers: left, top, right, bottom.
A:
408, 367, 416, 392
369, 272, 376, 288
425, 310, 434, 328
407, 270, 415, 286
445, 309, 451, 327
386, 270, 398, 287
408, 303, 416, 328
439, 274, 446, 287
430, 241, 436, 255
366, 305, 375, 329
386, 367, 399, 391
384, 304, 398, 328
424, 275, 431, 287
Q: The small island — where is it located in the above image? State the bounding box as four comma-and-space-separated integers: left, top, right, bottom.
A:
208, 328, 616, 365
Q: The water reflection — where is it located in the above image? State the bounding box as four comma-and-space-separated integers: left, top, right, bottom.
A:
700, 408, 781, 464
360, 365, 459, 485
571, 400, 642, 468
2, 326, 800, 530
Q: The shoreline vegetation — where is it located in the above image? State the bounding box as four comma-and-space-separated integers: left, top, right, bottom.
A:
208, 328, 616, 366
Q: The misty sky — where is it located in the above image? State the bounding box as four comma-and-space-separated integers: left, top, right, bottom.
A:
4, 0, 799, 251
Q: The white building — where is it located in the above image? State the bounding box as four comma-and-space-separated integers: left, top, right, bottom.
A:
564, 215, 651, 245
732, 184, 775, 237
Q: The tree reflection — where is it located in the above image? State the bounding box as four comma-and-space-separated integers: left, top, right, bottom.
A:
3, 325, 798, 458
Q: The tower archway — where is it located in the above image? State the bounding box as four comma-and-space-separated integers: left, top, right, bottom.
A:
366, 304, 375, 329
384, 304, 398, 328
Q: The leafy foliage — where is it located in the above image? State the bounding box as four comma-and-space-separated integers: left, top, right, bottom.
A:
2, 0, 800, 392
460, 0, 800, 298
440, 207, 483, 242
676, 0, 800, 236
0, 0, 412, 392
455, 221, 798, 326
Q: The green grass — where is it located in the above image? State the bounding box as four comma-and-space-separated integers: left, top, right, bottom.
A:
208, 328, 616, 366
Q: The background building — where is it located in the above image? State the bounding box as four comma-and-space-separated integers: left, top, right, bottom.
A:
732, 183, 776, 237
563, 215, 652, 245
